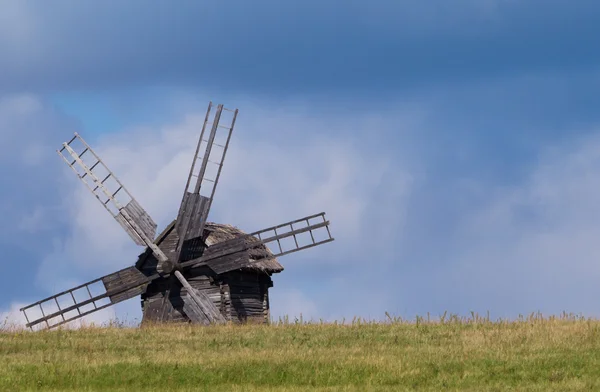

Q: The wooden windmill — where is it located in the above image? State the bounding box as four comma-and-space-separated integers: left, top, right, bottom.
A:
20, 102, 334, 329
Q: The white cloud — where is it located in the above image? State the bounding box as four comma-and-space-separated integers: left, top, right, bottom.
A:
439, 132, 600, 317
0, 94, 44, 147
0, 302, 28, 331
17, 206, 46, 233
0, 94, 41, 116
0, 93, 75, 253
270, 289, 319, 322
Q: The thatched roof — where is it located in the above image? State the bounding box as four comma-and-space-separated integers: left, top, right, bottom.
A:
203, 222, 284, 274
142, 220, 284, 274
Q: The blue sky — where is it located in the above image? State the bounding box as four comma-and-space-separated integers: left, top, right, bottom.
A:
2, 0, 600, 326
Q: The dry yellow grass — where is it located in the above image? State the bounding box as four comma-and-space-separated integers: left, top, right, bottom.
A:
1, 313, 600, 391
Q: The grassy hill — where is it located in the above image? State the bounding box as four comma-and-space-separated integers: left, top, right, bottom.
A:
2, 314, 600, 391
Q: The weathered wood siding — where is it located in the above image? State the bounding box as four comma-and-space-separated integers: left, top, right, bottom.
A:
223, 271, 272, 324
142, 266, 223, 323
139, 222, 274, 325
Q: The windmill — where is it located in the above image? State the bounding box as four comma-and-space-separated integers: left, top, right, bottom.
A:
20, 102, 334, 330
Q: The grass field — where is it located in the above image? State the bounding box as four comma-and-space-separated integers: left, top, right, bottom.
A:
2, 313, 600, 391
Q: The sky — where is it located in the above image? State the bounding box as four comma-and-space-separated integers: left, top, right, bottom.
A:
2, 0, 600, 328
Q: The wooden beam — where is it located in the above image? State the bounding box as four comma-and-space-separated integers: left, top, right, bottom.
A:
173, 271, 225, 324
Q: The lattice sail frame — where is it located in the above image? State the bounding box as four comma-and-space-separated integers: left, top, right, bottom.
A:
57, 133, 169, 264
174, 103, 238, 259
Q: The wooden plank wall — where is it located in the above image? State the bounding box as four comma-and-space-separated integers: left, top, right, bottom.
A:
224, 271, 273, 324
141, 270, 273, 324
140, 222, 274, 325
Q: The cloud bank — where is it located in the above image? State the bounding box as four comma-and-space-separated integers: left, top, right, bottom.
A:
5, 84, 600, 330
1, 94, 413, 327
1, 1, 598, 93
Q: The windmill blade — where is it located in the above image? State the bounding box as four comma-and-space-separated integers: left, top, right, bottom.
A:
249, 212, 334, 259
173, 271, 226, 324
180, 212, 334, 275
58, 133, 171, 270
175, 102, 238, 257
20, 267, 158, 330
58, 133, 157, 246
180, 294, 210, 325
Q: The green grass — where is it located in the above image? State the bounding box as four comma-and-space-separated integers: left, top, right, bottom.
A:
2, 313, 600, 391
